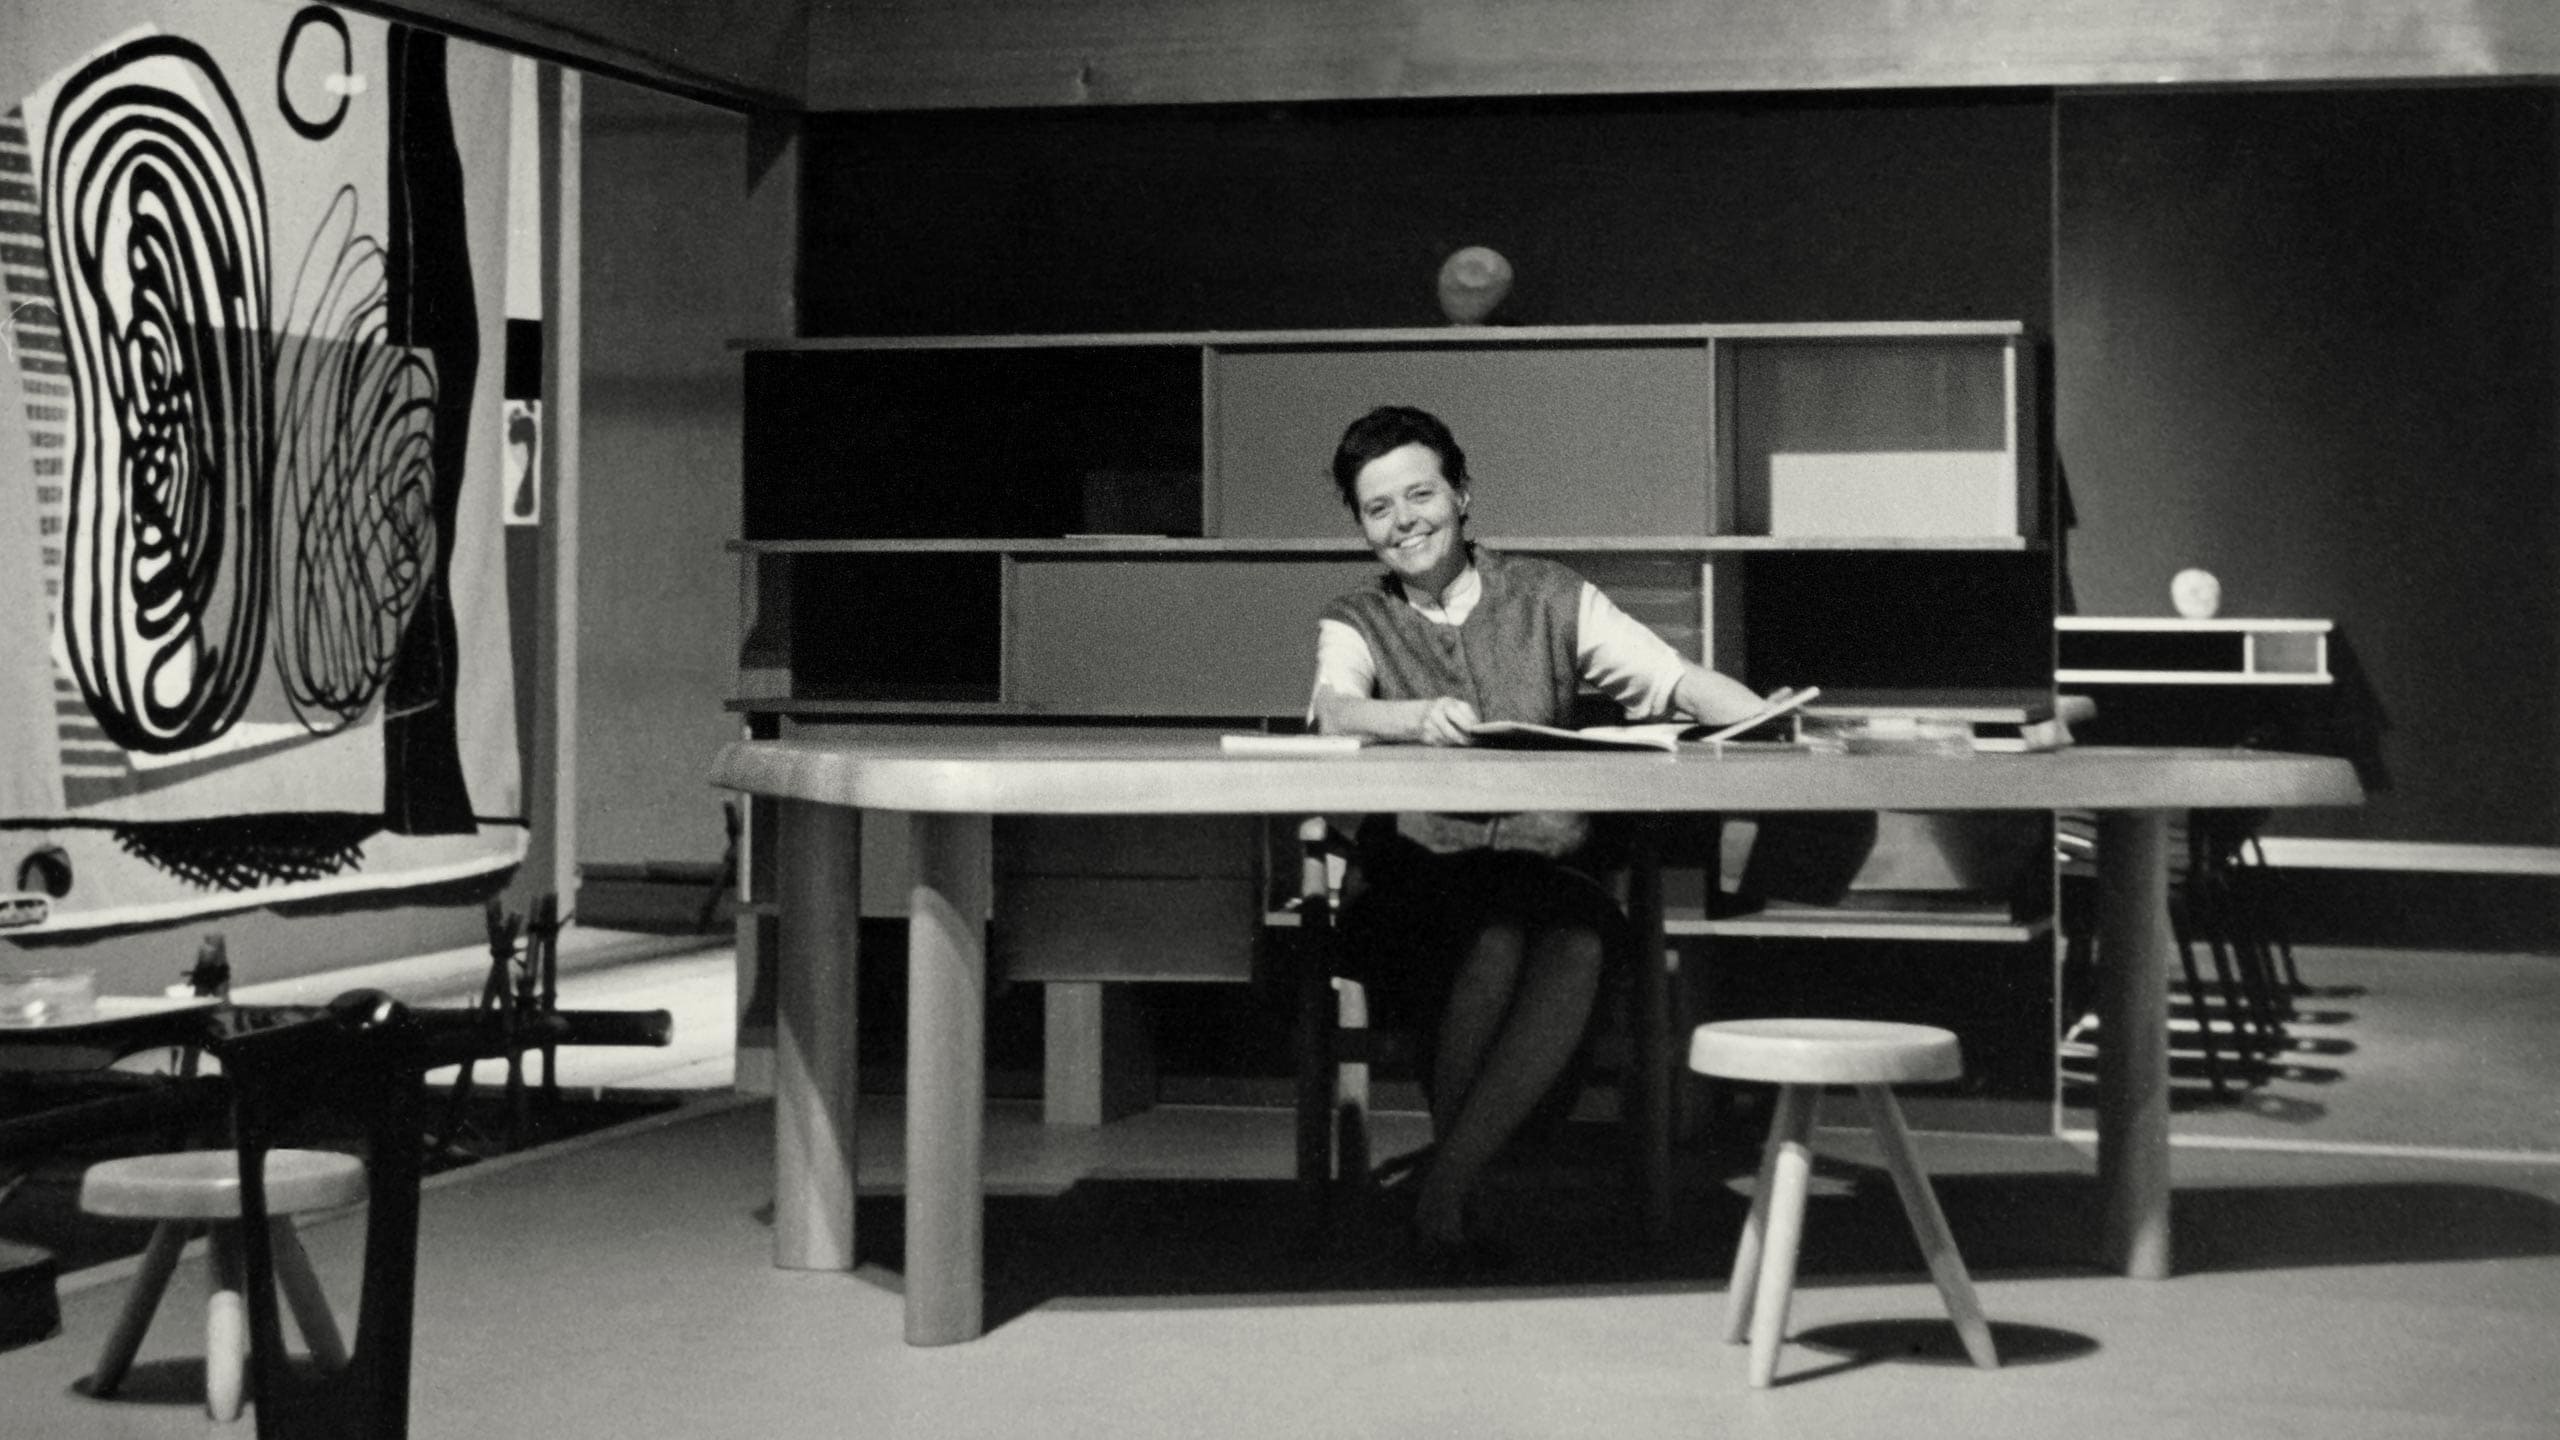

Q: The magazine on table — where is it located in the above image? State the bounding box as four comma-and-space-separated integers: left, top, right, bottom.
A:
1467, 688, 1821, 752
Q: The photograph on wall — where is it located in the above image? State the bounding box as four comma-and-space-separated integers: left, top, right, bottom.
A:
504, 398, 540, 526
0, 0, 524, 933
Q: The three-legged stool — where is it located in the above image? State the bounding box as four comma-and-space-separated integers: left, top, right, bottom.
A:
1689, 1018, 1999, 1388
79, 1148, 364, 1421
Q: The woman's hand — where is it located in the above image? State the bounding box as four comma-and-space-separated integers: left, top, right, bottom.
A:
1671, 663, 1775, 728
1415, 696, 1481, 746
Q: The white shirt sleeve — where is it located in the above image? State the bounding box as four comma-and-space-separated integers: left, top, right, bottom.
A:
1308, 617, 1377, 721
1576, 582, 1690, 718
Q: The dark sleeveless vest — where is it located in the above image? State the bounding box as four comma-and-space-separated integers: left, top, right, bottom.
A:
1323, 547, 1583, 725
1324, 547, 1592, 856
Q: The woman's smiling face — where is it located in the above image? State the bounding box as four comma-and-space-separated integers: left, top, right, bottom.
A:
1352, 441, 1468, 595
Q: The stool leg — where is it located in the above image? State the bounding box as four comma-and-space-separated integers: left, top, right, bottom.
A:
204, 1223, 249, 1422
1857, 1084, 1998, 1371
90, 1220, 189, 1397
270, 1218, 348, 1371
1724, 1082, 1817, 1343
1746, 1084, 1820, 1389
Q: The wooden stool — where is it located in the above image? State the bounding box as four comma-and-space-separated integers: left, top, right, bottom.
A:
1689, 1019, 1999, 1387
79, 1149, 365, 1421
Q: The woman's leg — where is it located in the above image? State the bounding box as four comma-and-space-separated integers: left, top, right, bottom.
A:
1415, 921, 1607, 1245
1428, 920, 1526, 1140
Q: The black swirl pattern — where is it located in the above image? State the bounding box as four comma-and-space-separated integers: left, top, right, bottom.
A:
269, 186, 440, 732
277, 6, 354, 141
43, 37, 272, 755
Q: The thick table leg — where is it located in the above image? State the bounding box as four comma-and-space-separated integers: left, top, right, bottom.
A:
775, 800, 862, 1271
2095, 809, 2174, 1279
907, 813, 991, 1346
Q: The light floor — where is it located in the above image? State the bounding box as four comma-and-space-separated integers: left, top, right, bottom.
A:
2, 938, 2556, 1439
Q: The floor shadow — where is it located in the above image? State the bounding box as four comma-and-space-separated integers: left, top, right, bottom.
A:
69, 1351, 341, 1409
1777, 1318, 2098, 1386
2171, 1179, 2560, 1274
73, 1355, 204, 1406
2060, 1076, 2332, 1121
836, 1153, 2560, 1333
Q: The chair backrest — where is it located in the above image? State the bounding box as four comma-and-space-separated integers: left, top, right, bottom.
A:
211, 992, 425, 1440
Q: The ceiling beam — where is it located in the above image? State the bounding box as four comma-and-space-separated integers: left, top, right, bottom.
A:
338, 0, 806, 110
806, 0, 2560, 111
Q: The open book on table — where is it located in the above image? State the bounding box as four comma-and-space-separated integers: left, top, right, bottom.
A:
1467, 687, 1821, 752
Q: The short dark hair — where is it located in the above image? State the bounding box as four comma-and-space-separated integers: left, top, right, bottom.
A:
1331, 405, 1468, 511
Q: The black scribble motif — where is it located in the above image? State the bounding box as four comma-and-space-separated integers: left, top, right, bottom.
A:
43, 36, 273, 755
270, 185, 440, 734
110, 812, 372, 891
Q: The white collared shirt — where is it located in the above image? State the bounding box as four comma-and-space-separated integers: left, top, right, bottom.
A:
1310, 561, 1690, 718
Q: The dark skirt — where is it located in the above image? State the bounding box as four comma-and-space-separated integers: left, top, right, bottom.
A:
1338, 828, 1632, 1033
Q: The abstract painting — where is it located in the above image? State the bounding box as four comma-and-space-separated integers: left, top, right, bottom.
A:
1, 0, 522, 932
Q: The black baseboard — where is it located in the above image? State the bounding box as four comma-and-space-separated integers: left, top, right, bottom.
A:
576, 866, 730, 936
2263, 869, 2560, 951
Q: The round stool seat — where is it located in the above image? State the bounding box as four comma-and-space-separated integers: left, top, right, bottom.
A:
79, 1149, 367, 1222
1688, 1019, 1962, 1087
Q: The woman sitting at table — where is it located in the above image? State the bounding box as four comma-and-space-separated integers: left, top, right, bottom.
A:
1308, 404, 1773, 1266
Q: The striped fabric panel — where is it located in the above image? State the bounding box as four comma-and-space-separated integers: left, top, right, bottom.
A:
8, 109, 98, 805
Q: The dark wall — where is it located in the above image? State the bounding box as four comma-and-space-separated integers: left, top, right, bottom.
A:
2057, 88, 2559, 845
798, 84, 2560, 852
801, 91, 2055, 334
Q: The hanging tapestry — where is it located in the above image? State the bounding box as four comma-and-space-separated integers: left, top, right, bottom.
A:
1, 0, 524, 933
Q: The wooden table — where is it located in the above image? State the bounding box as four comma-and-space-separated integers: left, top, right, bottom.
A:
711, 726, 2362, 1345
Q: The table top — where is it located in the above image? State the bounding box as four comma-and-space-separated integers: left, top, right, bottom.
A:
712, 726, 2364, 816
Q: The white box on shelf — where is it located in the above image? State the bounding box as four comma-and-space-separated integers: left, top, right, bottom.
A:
1767, 451, 2015, 538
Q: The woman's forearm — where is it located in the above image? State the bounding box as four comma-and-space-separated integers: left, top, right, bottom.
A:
1313, 688, 1427, 740
1312, 688, 1477, 745
1671, 664, 1768, 726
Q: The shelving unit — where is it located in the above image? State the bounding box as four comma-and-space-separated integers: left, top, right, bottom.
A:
735, 320, 2046, 718
730, 320, 2062, 1122
2056, 617, 2332, 686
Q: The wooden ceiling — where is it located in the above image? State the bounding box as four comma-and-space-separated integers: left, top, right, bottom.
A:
350, 0, 2560, 112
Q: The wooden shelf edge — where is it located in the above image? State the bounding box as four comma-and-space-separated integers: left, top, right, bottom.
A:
724, 698, 1031, 715
1664, 909, 2051, 944
1270, 909, 2048, 943
728, 320, 2029, 353
2057, 617, 2333, 633
2056, 670, 2331, 686
1703, 534, 2030, 552
731, 534, 2033, 555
